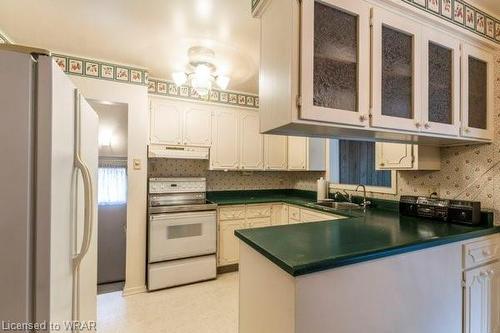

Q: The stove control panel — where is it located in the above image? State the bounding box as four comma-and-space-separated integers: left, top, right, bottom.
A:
149, 178, 207, 194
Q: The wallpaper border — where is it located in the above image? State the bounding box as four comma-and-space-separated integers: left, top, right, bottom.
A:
251, 0, 500, 44
148, 78, 259, 109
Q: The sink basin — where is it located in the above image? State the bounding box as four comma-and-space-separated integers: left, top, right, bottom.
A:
315, 201, 363, 210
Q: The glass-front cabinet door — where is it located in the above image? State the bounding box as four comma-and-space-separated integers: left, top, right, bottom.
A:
371, 8, 421, 132
421, 27, 460, 136
461, 43, 494, 140
300, 0, 370, 127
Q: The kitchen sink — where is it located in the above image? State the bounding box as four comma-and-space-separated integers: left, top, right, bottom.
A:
315, 201, 364, 210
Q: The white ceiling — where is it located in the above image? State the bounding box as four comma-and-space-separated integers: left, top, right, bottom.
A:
0, 0, 260, 93
471, 0, 500, 17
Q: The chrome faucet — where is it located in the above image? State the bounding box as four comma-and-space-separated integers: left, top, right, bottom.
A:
355, 184, 371, 210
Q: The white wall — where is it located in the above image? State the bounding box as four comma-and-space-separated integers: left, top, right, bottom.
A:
70, 76, 148, 295
90, 101, 128, 159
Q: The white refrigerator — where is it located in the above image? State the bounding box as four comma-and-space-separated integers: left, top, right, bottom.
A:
0, 45, 98, 331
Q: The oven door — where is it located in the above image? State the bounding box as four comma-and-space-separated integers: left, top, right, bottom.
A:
148, 210, 216, 263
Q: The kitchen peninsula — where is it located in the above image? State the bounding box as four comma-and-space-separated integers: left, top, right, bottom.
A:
235, 203, 500, 333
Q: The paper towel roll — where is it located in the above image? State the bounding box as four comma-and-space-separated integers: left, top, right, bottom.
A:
317, 177, 327, 201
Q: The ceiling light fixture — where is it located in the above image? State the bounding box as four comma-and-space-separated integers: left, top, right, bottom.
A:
172, 46, 230, 97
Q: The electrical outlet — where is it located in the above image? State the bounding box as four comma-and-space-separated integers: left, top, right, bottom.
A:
429, 187, 439, 196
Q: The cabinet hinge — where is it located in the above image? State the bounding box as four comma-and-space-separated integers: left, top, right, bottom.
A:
461, 280, 466, 288
296, 95, 302, 108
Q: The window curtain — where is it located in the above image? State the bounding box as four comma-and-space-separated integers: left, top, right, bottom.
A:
98, 166, 127, 205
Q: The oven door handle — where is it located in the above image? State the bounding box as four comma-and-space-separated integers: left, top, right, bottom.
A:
150, 211, 216, 223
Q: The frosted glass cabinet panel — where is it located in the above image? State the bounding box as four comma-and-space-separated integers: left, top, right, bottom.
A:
421, 27, 460, 136
381, 26, 413, 120
371, 8, 421, 132
300, 0, 370, 127
461, 43, 494, 140
313, 2, 358, 111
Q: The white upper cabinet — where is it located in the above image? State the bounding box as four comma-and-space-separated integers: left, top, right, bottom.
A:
184, 105, 212, 146
375, 143, 414, 169
210, 108, 240, 170
371, 7, 422, 132
421, 27, 461, 137
150, 98, 183, 145
461, 43, 494, 141
375, 143, 440, 170
239, 111, 264, 170
256, 0, 496, 145
300, 0, 370, 127
150, 97, 212, 147
264, 135, 287, 170
288, 136, 308, 170
288, 137, 326, 171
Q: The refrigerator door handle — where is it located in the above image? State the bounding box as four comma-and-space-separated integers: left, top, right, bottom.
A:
72, 89, 95, 270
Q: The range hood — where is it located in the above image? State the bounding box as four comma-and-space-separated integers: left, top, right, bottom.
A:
148, 144, 209, 160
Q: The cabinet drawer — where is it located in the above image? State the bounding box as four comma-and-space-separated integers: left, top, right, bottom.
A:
288, 206, 300, 221
247, 217, 272, 228
246, 204, 271, 218
463, 236, 500, 269
218, 206, 246, 221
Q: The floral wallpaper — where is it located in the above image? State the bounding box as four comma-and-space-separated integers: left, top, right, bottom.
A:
148, 159, 324, 191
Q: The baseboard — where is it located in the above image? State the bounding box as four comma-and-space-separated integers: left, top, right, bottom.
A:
122, 285, 147, 296
217, 264, 239, 274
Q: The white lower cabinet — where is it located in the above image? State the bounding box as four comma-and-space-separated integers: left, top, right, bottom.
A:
271, 204, 288, 225
217, 203, 342, 266
463, 260, 500, 333
218, 219, 245, 266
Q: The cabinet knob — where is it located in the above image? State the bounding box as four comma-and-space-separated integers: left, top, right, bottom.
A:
415, 122, 421, 128
359, 115, 367, 122
380, 162, 385, 167
488, 270, 494, 276
464, 127, 470, 133
424, 123, 430, 129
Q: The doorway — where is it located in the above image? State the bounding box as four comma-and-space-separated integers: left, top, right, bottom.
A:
89, 100, 128, 295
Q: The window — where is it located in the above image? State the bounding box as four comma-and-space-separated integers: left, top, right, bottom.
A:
98, 167, 127, 205
328, 139, 396, 194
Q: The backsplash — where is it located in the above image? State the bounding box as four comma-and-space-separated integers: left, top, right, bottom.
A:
148, 159, 324, 191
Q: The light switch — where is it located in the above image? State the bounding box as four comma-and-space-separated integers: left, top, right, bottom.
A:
133, 158, 142, 170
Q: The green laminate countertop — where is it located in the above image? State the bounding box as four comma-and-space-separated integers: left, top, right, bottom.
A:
207, 189, 319, 208
212, 190, 500, 277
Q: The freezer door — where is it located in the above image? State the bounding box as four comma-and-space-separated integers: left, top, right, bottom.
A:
0, 47, 36, 325
74, 94, 99, 323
